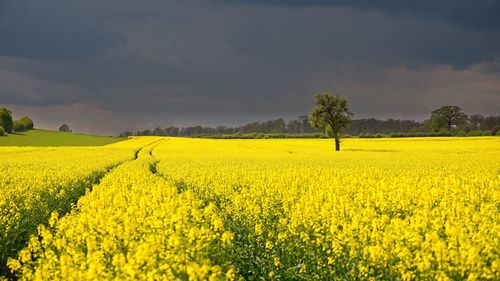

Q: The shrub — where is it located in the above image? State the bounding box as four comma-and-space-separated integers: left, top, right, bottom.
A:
59, 124, 72, 132
198, 133, 330, 139
467, 130, 482, 136
19, 117, 34, 130
0, 126, 4, 136
12, 116, 34, 132
358, 133, 386, 138
0, 108, 13, 133
437, 131, 452, 137
390, 133, 404, 138
13, 120, 25, 132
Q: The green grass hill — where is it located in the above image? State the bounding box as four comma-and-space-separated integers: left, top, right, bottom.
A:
0, 129, 125, 146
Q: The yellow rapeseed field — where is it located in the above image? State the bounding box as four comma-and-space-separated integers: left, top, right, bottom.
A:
2, 137, 499, 280
0, 138, 156, 277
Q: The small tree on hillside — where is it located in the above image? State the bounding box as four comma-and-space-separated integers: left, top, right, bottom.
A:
0, 126, 5, 136
13, 120, 25, 132
310, 93, 353, 151
59, 124, 72, 132
0, 108, 13, 134
20, 116, 34, 130
430, 106, 468, 132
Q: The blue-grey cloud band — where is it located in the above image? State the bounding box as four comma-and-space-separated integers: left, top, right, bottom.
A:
1, 0, 499, 134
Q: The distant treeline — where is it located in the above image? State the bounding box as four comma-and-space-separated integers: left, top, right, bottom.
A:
121, 114, 500, 138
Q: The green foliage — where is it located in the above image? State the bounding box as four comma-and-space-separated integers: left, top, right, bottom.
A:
13, 120, 25, 132
430, 116, 448, 132
19, 116, 34, 130
310, 93, 352, 136
0, 109, 33, 133
430, 106, 468, 132
0, 126, 4, 136
359, 133, 387, 138
0, 108, 13, 134
386, 131, 498, 138
310, 93, 352, 150
466, 130, 482, 136
199, 133, 329, 139
13, 116, 34, 132
59, 124, 72, 132
469, 114, 484, 129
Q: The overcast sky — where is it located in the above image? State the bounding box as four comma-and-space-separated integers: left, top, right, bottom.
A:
1, 0, 499, 134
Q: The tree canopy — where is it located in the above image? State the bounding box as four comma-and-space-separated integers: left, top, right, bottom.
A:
59, 124, 72, 132
19, 117, 34, 130
0, 108, 13, 134
10, 116, 35, 132
310, 93, 352, 151
430, 106, 467, 132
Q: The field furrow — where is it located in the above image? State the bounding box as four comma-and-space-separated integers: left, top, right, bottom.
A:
3, 137, 500, 280
8, 139, 237, 280
0, 138, 159, 279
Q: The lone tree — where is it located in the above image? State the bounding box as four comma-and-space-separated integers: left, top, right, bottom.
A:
0, 108, 13, 134
430, 106, 467, 132
310, 93, 352, 151
59, 124, 72, 132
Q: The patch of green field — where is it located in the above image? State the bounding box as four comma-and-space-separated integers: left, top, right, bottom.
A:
0, 129, 125, 146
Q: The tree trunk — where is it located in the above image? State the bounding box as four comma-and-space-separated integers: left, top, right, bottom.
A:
334, 136, 340, 151
447, 120, 452, 132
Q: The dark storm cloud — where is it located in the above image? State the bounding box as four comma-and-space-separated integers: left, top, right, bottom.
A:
0, 1, 122, 59
214, 0, 500, 31
0, 0, 499, 134
0, 0, 197, 59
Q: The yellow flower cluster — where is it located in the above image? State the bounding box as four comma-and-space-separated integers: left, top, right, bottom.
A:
153, 137, 500, 280
9, 139, 235, 280
5, 136, 500, 280
0, 138, 153, 277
